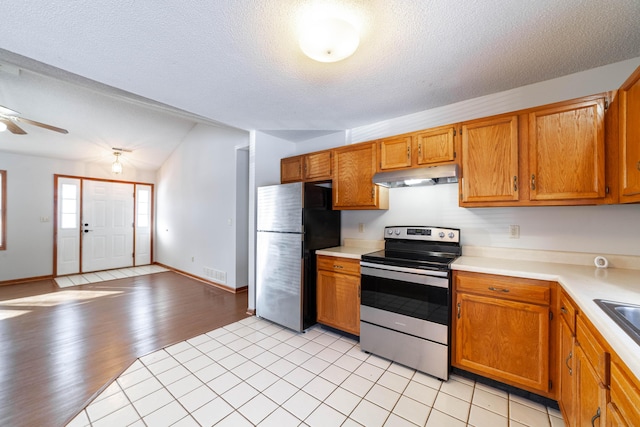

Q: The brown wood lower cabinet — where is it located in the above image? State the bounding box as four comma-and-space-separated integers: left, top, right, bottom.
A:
452, 271, 553, 396
316, 255, 360, 335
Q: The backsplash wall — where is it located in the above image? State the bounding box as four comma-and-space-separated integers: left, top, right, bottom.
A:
341, 184, 640, 256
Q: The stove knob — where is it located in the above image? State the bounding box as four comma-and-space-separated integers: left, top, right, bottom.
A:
439, 232, 445, 238
394, 229, 401, 235
448, 232, 455, 239
387, 228, 394, 235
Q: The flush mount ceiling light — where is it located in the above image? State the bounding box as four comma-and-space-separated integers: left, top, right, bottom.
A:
299, 17, 360, 62
0, 122, 7, 132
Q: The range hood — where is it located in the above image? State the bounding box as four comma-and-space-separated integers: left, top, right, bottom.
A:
373, 164, 459, 188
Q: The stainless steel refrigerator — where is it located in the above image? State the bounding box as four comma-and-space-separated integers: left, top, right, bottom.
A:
256, 181, 341, 332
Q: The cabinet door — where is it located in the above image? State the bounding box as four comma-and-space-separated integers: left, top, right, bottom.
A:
609, 361, 640, 427
559, 319, 576, 425
461, 115, 519, 203
333, 142, 388, 210
619, 66, 640, 202
317, 270, 360, 335
379, 135, 412, 170
454, 292, 549, 393
415, 125, 456, 165
528, 99, 605, 200
281, 156, 303, 183
304, 151, 332, 181
575, 346, 606, 427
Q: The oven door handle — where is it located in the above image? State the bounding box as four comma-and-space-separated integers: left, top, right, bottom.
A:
360, 265, 449, 288
360, 262, 449, 278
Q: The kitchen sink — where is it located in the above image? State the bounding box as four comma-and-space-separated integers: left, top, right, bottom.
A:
594, 299, 640, 346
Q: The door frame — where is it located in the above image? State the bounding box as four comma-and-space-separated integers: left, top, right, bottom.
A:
53, 174, 155, 276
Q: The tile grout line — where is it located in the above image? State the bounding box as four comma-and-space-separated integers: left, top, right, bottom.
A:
74, 318, 562, 427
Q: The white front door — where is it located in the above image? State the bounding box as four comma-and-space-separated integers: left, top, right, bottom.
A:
82, 180, 134, 272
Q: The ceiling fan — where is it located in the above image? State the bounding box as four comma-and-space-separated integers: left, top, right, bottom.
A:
0, 104, 68, 135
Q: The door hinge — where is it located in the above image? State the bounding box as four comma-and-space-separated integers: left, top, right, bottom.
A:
549, 311, 553, 321
132, 253, 134, 258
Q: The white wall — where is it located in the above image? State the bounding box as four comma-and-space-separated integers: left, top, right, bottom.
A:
155, 123, 249, 288
341, 185, 640, 256
0, 151, 155, 282
350, 57, 640, 143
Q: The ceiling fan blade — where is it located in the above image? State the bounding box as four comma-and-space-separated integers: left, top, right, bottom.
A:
0, 105, 20, 116
16, 117, 69, 134
0, 117, 27, 135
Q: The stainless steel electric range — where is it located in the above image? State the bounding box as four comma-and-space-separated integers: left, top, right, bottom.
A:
359, 226, 461, 381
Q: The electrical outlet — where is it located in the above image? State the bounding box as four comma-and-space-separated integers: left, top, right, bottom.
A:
358, 223, 365, 233
509, 225, 520, 239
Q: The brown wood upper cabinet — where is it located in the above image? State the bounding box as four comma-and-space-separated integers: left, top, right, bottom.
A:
528, 98, 605, 201
280, 151, 332, 183
619, 65, 640, 203
281, 155, 303, 183
460, 115, 519, 203
459, 95, 608, 207
333, 142, 389, 210
378, 125, 457, 171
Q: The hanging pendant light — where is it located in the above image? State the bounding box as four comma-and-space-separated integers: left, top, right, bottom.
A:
111, 151, 123, 175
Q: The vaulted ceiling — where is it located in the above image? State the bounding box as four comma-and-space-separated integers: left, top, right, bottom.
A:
1, 0, 639, 170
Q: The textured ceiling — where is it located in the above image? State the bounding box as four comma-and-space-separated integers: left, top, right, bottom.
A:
1, 0, 639, 168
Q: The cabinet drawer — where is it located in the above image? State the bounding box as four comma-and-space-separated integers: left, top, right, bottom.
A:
454, 272, 551, 305
610, 361, 640, 426
576, 315, 609, 385
559, 290, 577, 334
317, 256, 360, 276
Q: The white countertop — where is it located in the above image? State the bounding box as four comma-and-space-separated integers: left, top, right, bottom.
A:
452, 255, 640, 380
315, 246, 379, 260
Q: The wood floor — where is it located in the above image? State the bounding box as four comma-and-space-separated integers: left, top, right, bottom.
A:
0, 271, 249, 427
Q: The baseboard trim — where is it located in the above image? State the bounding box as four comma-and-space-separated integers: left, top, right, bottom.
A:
154, 262, 247, 294
0, 275, 54, 287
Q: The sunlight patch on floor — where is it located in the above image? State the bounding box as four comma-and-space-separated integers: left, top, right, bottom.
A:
55, 265, 169, 288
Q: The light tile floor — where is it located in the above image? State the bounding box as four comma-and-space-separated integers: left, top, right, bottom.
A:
55, 265, 170, 288
67, 317, 565, 427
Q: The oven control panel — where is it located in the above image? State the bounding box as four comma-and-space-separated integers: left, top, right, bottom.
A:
384, 226, 459, 243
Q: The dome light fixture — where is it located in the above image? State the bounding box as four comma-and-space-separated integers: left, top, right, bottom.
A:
299, 17, 360, 63
0, 121, 7, 132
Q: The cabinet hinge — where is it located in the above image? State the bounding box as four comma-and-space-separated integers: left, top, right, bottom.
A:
549, 379, 553, 390
604, 99, 609, 110
549, 311, 553, 321
453, 129, 457, 137
605, 186, 610, 194
453, 151, 457, 159
459, 128, 462, 136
